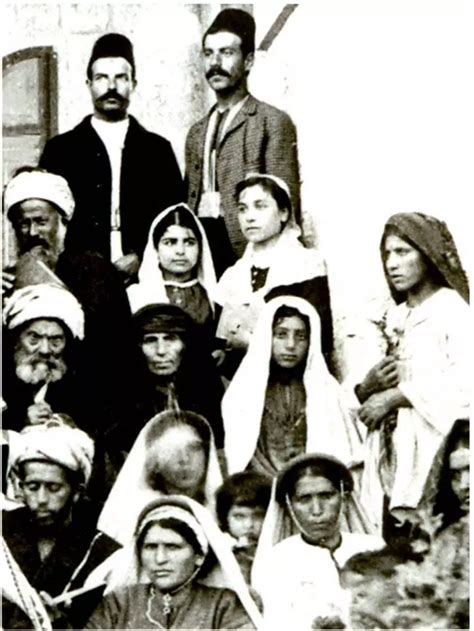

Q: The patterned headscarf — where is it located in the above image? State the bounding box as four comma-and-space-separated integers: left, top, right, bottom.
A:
381, 212, 469, 303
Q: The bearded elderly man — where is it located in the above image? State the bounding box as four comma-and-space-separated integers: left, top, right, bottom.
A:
2, 283, 89, 433
2, 421, 120, 629
39, 33, 184, 279
2, 167, 139, 437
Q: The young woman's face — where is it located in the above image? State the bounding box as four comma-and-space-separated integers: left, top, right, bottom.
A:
149, 425, 207, 497
384, 235, 429, 294
140, 524, 203, 592
157, 225, 200, 279
272, 315, 309, 369
237, 184, 289, 245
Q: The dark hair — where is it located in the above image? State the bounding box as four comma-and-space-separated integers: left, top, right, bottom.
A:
381, 225, 447, 290
433, 418, 469, 529
144, 411, 210, 494
152, 206, 202, 251
17, 459, 84, 489
235, 175, 291, 215
277, 455, 354, 505
215, 472, 271, 531
137, 515, 216, 579
342, 543, 420, 579
272, 305, 310, 335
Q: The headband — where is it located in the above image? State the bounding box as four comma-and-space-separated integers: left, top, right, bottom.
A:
137, 505, 209, 557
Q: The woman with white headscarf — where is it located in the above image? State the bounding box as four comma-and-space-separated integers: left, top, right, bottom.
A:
214, 174, 332, 374
86, 495, 262, 629
127, 204, 217, 333
98, 410, 223, 546
252, 454, 384, 630
222, 296, 365, 477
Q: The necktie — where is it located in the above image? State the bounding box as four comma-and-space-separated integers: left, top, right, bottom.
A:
209, 109, 228, 191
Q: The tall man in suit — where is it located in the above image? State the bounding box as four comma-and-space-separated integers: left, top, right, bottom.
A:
40, 33, 184, 283
185, 8, 301, 275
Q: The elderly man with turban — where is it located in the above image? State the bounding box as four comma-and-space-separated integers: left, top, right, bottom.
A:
2, 420, 120, 629
2, 283, 88, 432
2, 167, 139, 438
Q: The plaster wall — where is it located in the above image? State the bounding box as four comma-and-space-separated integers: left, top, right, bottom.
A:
3, 2, 472, 376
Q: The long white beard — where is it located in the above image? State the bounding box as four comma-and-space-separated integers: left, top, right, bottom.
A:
15, 355, 67, 385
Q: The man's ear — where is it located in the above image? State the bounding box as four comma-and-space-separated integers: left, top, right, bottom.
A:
244, 52, 255, 73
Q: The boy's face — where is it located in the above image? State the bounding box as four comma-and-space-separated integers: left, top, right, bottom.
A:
227, 504, 266, 544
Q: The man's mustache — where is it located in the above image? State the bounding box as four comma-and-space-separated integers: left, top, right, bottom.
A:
26, 237, 51, 251
206, 68, 231, 80
98, 90, 126, 103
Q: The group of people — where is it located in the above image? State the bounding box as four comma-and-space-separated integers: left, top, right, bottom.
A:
1, 7, 470, 630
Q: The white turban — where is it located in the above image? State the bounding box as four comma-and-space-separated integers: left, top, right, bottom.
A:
3, 283, 85, 340
4, 170, 75, 221
12, 421, 95, 486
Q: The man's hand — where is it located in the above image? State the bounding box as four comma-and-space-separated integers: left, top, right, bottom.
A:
113, 253, 140, 279
356, 357, 399, 402
358, 389, 399, 431
2, 270, 15, 296
26, 402, 54, 425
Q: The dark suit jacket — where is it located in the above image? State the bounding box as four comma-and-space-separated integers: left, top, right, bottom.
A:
40, 115, 184, 260
185, 95, 301, 259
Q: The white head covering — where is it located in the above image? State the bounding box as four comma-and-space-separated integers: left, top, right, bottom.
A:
4, 170, 75, 221
127, 204, 217, 314
251, 453, 381, 597
88, 495, 263, 628
3, 283, 85, 340
10, 420, 95, 486
222, 296, 366, 474
98, 410, 223, 545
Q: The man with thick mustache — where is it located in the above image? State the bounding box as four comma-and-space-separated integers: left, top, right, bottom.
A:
185, 9, 301, 275
40, 33, 184, 281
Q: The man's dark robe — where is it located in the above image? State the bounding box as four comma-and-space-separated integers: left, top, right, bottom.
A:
2, 501, 120, 628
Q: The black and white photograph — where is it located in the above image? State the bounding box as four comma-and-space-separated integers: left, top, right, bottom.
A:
1, 1, 471, 628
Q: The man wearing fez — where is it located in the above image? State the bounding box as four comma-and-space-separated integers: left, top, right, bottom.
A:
185, 8, 301, 275
2, 168, 139, 437
40, 33, 184, 281
2, 421, 119, 628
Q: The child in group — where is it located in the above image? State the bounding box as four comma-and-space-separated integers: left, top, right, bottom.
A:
215, 472, 271, 583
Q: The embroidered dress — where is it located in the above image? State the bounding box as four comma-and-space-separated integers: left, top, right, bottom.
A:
127, 204, 216, 328
251, 373, 307, 475
85, 583, 254, 629
223, 297, 365, 475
